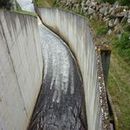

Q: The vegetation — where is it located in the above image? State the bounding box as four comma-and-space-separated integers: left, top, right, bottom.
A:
97, 0, 130, 6
90, 18, 130, 64
0, 0, 12, 10
35, 0, 56, 7
90, 17, 130, 130
114, 32, 130, 64
108, 50, 130, 130
96, 23, 108, 36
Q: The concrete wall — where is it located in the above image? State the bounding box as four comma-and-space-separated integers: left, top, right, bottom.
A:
101, 51, 111, 85
37, 8, 103, 130
0, 10, 43, 130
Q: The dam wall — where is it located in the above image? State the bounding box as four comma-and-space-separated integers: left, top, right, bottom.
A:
0, 10, 43, 130
37, 8, 109, 130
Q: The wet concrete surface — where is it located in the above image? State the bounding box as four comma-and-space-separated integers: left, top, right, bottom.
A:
28, 25, 87, 130
17, 0, 88, 130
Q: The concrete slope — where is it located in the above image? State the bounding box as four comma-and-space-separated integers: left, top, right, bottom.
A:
0, 10, 43, 130
37, 8, 109, 130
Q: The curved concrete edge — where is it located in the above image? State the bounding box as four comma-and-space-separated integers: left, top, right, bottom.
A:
96, 47, 110, 130
0, 10, 43, 130
107, 90, 118, 130
37, 8, 110, 130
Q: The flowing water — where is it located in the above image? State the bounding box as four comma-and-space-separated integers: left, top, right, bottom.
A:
17, 0, 87, 129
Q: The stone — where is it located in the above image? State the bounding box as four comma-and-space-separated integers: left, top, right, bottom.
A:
127, 11, 130, 23
116, 11, 126, 18
114, 24, 123, 34
113, 1, 119, 9
110, 9, 116, 16
83, 6, 88, 12
88, 7, 95, 15
103, 17, 110, 23
92, 13, 97, 18
121, 16, 127, 23
90, 15, 93, 20
85, 0, 91, 5
91, 1, 97, 6
108, 19, 115, 28
75, 3, 79, 10
116, 7, 124, 13
95, 5, 99, 11
114, 18, 119, 25
81, 0, 85, 8
99, 6, 108, 16
109, 7, 114, 14
98, 13, 103, 20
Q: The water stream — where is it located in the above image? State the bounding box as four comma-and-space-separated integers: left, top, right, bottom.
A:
17, 0, 87, 129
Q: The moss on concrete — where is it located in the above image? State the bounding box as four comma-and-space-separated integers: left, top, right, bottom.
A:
12, 10, 37, 17
35, 0, 56, 7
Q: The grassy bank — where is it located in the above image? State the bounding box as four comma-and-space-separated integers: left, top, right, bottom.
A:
97, 0, 130, 6
108, 50, 130, 130
90, 17, 130, 130
35, 0, 56, 7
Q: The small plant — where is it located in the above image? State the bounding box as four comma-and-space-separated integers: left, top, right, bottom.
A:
118, 0, 130, 6
35, 0, 56, 7
115, 32, 130, 63
97, 0, 130, 6
96, 25, 108, 36
98, 0, 115, 4
123, 24, 130, 33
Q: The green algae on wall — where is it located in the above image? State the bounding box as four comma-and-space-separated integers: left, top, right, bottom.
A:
35, 0, 56, 7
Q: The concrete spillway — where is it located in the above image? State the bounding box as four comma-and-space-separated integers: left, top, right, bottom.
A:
37, 8, 110, 130
29, 25, 87, 130
0, 0, 110, 130
18, 0, 88, 130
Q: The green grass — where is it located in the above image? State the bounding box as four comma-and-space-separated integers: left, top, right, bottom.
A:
96, 25, 108, 36
90, 18, 107, 34
115, 33, 130, 64
97, 0, 130, 6
35, 0, 56, 7
12, 10, 37, 17
111, 23, 130, 65
108, 50, 130, 130
90, 18, 108, 36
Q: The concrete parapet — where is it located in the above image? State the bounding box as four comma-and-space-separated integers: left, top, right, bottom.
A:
0, 10, 43, 130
